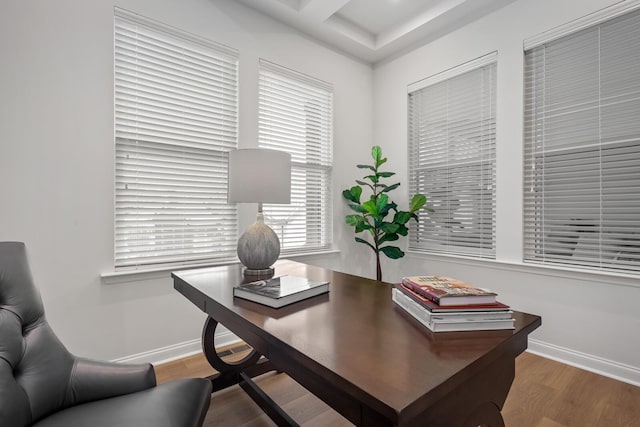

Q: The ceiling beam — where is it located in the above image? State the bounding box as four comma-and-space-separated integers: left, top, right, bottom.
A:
325, 14, 376, 49
298, 0, 351, 22
377, 0, 467, 48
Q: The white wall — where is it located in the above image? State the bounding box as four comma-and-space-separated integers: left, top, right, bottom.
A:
373, 0, 640, 385
0, 0, 372, 361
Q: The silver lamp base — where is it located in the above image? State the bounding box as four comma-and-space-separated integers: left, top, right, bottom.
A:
242, 267, 275, 277
237, 213, 280, 275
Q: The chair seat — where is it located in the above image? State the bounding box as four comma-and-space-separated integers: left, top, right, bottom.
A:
32, 378, 212, 427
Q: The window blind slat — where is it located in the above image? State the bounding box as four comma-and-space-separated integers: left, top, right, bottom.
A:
114, 10, 238, 270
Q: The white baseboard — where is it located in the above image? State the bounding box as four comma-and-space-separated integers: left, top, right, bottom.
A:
528, 339, 640, 387
112, 330, 242, 366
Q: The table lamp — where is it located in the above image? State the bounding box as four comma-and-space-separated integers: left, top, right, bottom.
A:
228, 148, 291, 276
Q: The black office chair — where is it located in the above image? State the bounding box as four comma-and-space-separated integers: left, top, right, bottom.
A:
0, 242, 212, 427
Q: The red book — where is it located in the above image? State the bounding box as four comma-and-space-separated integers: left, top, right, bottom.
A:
401, 276, 497, 306
395, 283, 509, 313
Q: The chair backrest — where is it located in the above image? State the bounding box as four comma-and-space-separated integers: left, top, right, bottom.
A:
0, 242, 76, 426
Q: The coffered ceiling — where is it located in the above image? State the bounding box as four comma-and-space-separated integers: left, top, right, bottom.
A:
234, 0, 518, 65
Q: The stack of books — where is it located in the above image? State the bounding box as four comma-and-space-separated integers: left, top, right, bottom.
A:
392, 276, 514, 332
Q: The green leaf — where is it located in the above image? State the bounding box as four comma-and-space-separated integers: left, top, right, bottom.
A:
345, 214, 363, 226
342, 186, 362, 203
371, 146, 382, 164
355, 222, 372, 233
377, 157, 387, 168
396, 224, 408, 236
342, 189, 357, 203
378, 233, 399, 245
348, 204, 367, 213
355, 237, 375, 251
355, 180, 372, 189
380, 201, 397, 217
410, 194, 427, 212
381, 183, 400, 193
350, 186, 362, 203
380, 246, 405, 259
375, 194, 389, 212
380, 222, 399, 234
362, 199, 378, 215
393, 211, 411, 225
357, 164, 375, 171
377, 171, 395, 178
366, 174, 379, 184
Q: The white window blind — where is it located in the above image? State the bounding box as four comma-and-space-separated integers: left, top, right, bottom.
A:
524, 7, 640, 274
408, 53, 497, 258
258, 60, 333, 253
114, 9, 238, 269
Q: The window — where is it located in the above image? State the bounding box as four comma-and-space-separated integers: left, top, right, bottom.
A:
258, 60, 333, 253
114, 9, 238, 269
407, 53, 497, 258
523, 5, 640, 274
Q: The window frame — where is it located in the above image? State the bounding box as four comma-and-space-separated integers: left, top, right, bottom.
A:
523, 3, 640, 275
407, 52, 498, 259
113, 8, 239, 271
257, 59, 334, 255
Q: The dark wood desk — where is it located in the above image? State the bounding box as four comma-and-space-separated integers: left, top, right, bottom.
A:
172, 260, 541, 427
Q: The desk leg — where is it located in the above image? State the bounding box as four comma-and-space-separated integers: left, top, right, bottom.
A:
202, 317, 298, 426
414, 352, 514, 427
201, 316, 277, 392
463, 402, 505, 427
239, 372, 300, 427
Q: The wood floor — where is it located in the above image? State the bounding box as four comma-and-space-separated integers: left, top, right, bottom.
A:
155, 345, 640, 427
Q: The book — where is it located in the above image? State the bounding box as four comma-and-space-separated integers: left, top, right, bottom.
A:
394, 285, 512, 320
233, 275, 329, 308
401, 275, 497, 306
396, 283, 511, 313
392, 288, 515, 332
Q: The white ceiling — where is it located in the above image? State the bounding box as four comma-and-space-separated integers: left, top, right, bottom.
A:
234, 0, 518, 65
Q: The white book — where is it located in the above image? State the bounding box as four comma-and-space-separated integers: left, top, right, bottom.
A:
392, 288, 515, 332
233, 275, 329, 308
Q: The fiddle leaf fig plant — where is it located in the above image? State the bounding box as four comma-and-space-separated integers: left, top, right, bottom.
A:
343, 145, 431, 281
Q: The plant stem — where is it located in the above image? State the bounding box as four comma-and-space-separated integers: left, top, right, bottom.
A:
373, 162, 382, 281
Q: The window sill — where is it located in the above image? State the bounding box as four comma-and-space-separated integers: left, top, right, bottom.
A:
100, 249, 341, 284
406, 251, 640, 289
100, 259, 240, 284
280, 249, 341, 259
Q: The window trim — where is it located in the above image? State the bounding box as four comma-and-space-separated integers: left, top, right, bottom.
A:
523, 0, 640, 50
407, 51, 497, 93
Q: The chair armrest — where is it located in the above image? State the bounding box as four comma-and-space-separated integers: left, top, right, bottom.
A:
67, 357, 157, 405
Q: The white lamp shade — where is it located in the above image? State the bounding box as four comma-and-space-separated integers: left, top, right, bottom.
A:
228, 149, 291, 204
